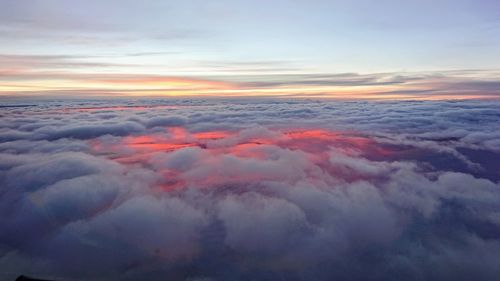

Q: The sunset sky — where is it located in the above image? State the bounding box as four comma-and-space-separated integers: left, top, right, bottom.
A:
1, 0, 500, 99
2, 2, 500, 281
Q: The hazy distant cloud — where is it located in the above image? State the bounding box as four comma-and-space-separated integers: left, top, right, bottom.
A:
0, 54, 143, 72
0, 0, 205, 49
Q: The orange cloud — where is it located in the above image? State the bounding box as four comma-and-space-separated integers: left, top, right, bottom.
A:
1, 66, 499, 99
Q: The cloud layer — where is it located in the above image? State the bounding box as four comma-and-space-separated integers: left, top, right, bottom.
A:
1, 98, 500, 281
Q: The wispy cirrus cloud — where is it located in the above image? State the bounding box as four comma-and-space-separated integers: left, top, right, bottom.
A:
2, 61, 499, 99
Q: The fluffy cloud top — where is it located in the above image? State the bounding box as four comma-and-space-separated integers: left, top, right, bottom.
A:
1, 98, 499, 281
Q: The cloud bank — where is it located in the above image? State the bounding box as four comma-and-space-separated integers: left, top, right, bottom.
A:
1, 98, 500, 281
2, 68, 500, 99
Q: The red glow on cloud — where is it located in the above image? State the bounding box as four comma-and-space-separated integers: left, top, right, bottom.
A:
91, 127, 395, 190
193, 131, 232, 140
124, 133, 196, 151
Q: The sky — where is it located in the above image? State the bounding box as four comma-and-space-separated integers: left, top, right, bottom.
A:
1, 0, 500, 99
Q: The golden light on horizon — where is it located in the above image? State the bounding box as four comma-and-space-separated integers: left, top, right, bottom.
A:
1, 69, 499, 100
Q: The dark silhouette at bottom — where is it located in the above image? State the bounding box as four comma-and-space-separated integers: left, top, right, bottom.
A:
16, 275, 55, 281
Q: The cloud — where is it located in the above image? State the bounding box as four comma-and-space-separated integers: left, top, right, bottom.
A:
218, 192, 309, 255
33, 121, 146, 141
1, 98, 500, 281
143, 116, 187, 129
2, 67, 500, 99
